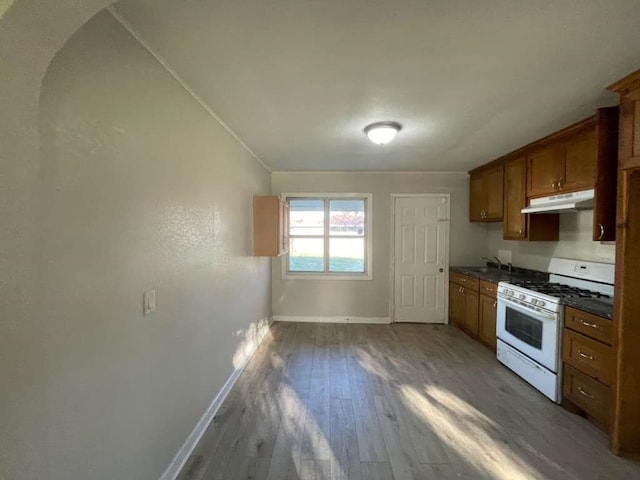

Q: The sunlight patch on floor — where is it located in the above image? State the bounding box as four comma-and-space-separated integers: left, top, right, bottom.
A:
401, 384, 543, 480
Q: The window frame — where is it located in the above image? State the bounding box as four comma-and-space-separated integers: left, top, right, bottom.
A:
282, 193, 373, 280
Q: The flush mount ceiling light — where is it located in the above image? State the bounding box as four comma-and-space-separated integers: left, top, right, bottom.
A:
364, 121, 402, 145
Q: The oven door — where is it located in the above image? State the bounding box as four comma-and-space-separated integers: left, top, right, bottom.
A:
496, 295, 560, 373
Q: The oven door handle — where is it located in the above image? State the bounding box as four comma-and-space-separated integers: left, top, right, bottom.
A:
497, 295, 557, 321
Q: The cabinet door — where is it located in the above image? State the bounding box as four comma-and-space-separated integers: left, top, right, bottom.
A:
503, 156, 527, 239
469, 173, 485, 221
278, 199, 289, 255
592, 107, 619, 241
618, 99, 640, 170
562, 129, 597, 192
527, 145, 561, 197
463, 288, 479, 337
484, 164, 504, 220
449, 282, 465, 327
478, 294, 497, 349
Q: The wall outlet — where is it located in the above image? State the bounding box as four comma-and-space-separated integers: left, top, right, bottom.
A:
498, 249, 513, 265
143, 289, 156, 316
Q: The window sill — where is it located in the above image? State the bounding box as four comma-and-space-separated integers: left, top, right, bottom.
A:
282, 273, 372, 281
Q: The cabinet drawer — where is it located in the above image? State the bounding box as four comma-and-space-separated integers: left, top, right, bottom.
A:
479, 280, 497, 298
563, 364, 610, 427
562, 329, 612, 386
565, 306, 612, 345
449, 272, 479, 291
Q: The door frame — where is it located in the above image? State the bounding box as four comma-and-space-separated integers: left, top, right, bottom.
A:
389, 193, 451, 324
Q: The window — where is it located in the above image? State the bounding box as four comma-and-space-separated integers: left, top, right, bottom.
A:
284, 194, 372, 280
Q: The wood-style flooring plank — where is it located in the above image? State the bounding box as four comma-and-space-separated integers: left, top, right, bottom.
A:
178, 322, 640, 480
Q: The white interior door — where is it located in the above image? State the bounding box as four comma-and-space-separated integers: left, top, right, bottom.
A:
393, 196, 449, 323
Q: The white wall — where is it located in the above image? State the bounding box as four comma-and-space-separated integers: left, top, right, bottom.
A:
485, 211, 616, 271
271, 172, 487, 318
3, 8, 271, 480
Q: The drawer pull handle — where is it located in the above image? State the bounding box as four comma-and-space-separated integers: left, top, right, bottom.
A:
578, 386, 595, 399
580, 320, 598, 329
578, 350, 594, 361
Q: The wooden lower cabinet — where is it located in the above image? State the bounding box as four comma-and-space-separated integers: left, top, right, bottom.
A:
449, 281, 478, 337
449, 274, 495, 347
449, 282, 465, 329
462, 288, 479, 337
563, 364, 610, 430
478, 293, 497, 349
562, 306, 613, 432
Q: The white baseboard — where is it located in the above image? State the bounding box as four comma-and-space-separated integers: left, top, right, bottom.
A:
272, 315, 390, 324
159, 319, 272, 480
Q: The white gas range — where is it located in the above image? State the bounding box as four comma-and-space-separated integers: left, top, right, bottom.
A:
496, 258, 614, 403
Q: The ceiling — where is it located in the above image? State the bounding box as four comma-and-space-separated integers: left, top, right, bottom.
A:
112, 0, 640, 172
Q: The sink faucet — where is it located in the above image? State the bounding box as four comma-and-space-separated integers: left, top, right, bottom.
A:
493, 256, 504, 270
481, 256, 497, 268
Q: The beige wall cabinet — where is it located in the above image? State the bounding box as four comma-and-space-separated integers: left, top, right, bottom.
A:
253, 195, 289, 256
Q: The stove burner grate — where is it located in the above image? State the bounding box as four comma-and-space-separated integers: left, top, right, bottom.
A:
508, 281, 611, 299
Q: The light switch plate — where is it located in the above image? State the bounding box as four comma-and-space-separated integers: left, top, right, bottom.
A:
143, 289, 156, 316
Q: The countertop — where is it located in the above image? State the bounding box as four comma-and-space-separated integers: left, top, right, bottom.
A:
450, 265, 613, 320
450, 265, 548, 284
563, 297, 614, 320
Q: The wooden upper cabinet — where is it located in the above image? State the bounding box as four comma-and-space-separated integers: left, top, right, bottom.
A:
504, 155, 560, 241
469, 162, 504, 222
485, 165, 504, 219
611, 71, 640, 170
527, 145, 562, 198
253, 195, 289, 256
527, 123, 599, 198
562, 128, 598, 192
470, 108, 617, 242
469, 174, 485, 222
592, 107, 620, 241
526, 114, 617, 202
504, 156, 527, 239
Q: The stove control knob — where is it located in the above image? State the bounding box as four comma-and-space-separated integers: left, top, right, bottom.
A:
519, 294, 526, 300
507, 290, 514, 296
538, 300, 546, 307
530, 299, 538, 305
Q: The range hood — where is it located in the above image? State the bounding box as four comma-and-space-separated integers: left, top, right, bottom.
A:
521, 189, 594, 214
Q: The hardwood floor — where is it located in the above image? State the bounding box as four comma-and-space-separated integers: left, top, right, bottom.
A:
177, 323, 640, 480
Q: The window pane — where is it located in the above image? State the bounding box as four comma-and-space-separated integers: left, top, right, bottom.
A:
329, 199, 365, 236
329, 238, 365, 273
289, 237, 324, 272
289, 199, 325, 236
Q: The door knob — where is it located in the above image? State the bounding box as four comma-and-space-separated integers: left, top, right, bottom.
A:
439, 268, 444, 272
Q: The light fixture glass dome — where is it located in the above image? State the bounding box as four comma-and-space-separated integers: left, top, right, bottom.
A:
364, 121, 402, 145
